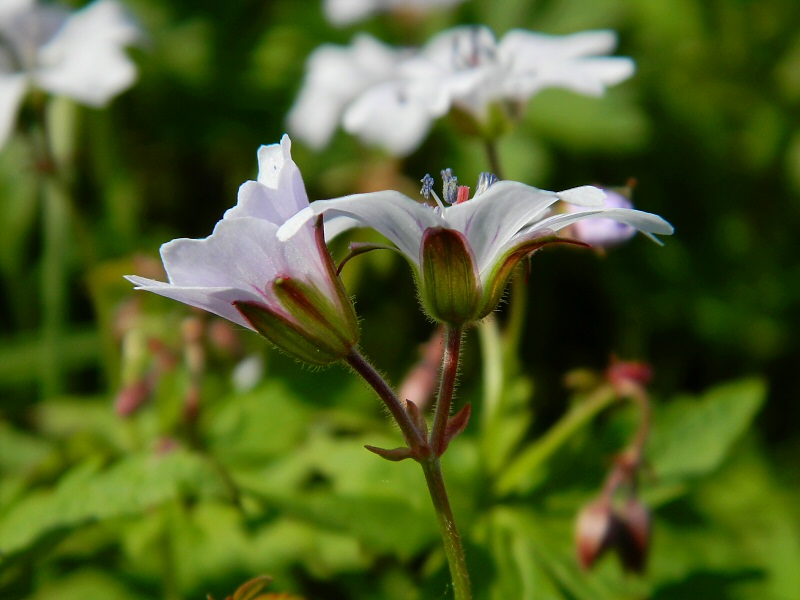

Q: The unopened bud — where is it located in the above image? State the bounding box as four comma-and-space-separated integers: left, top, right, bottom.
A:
575, 499, 617, 570
616, 497, 651, 573
115, 379, 152, 417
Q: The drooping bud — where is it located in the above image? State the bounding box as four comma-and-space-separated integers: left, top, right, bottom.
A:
420, 227, 481, 324
575, 498, 617, 570
616, 497, 651, 573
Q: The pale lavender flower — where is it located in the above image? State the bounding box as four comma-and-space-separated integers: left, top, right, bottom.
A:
279, 174, 673, 324
126, 136, 359, 366
0, 0, 140, 148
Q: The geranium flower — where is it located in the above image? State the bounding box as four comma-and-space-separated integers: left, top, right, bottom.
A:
0, 0, 140, 148
126, 136, 360, 366
278, 172, 673, 324
324, 0, 467, 27
291, 25, 635, 156
408, 26, 635, 120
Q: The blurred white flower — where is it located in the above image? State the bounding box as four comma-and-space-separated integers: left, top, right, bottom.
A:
289, 25, 634, 156
324, 0, 466, 27
0, 0, 140, 148
409, 26, 635, 119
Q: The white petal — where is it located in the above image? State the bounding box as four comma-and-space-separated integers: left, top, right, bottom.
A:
323, 0, 377, 26
343, 81, 434, 156
556, 185, 606, 207
279, 191, 441, 263
0, 74, 27, 149
34, 0, 139, 106
287, 35, 403, 149
125, 276, 256, 330
531, 207, 674, 241
444, 181, 560, 274
224, 134, 311, 225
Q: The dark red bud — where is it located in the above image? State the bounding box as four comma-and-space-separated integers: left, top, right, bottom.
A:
616, 498, 651, 573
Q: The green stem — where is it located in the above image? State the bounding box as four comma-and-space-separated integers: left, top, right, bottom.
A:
420, 457, 472, 600
347, 343, 471, 599
345, 348, 426, 450
495, 385, 617, 496
40, 177, 69, 397
484, 139, 504, 180
430, 325, 463, 456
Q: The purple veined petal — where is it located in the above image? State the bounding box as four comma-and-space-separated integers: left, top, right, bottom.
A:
123, 277, 259, 330
530, 207, 675, 244
34, 0, 139, 107
444, 181, 561, 274
279, 190, 442, 263
0, 74, 27, 149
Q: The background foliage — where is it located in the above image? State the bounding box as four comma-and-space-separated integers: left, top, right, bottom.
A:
1, 0, 798, 598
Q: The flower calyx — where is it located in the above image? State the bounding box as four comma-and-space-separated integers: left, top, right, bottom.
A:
235, 217, 359, 366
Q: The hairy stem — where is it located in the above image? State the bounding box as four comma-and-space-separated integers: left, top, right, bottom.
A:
430, 325, 463, 456
345, 348, 426, 450
421, 457, 472, 600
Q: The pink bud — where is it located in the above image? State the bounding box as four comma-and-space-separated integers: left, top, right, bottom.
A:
114, 379, 151, 417
616, 498, 651, 573
575, 499, 617, 569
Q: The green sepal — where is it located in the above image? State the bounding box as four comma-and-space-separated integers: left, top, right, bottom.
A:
234, 275, 358, 366
477, 232, 589, 319
420, 227, 481, 324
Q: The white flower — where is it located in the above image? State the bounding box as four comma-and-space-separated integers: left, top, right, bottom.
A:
278, 174, 673, 324
408, 26, 635, 119
126, 136, 360, 366
290, 25, 635, 156
287, 34, 408, 151
324, 0, 466, 27
0, 0, 139, 148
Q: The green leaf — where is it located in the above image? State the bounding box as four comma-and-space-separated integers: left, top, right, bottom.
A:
0, 449, 226, 558
648, 378, 766, 481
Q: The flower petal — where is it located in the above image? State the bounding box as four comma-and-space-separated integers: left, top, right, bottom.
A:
124, 277, 256, 329
279, 191, 442, 263
530, 207, 675, 244
556, 185, 607, 206
224, 135, 311, 225
445, 181, 561, 273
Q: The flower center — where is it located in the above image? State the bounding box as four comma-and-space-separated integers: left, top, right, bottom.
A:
419, 169, 498, 209
451, 27, 497, 71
